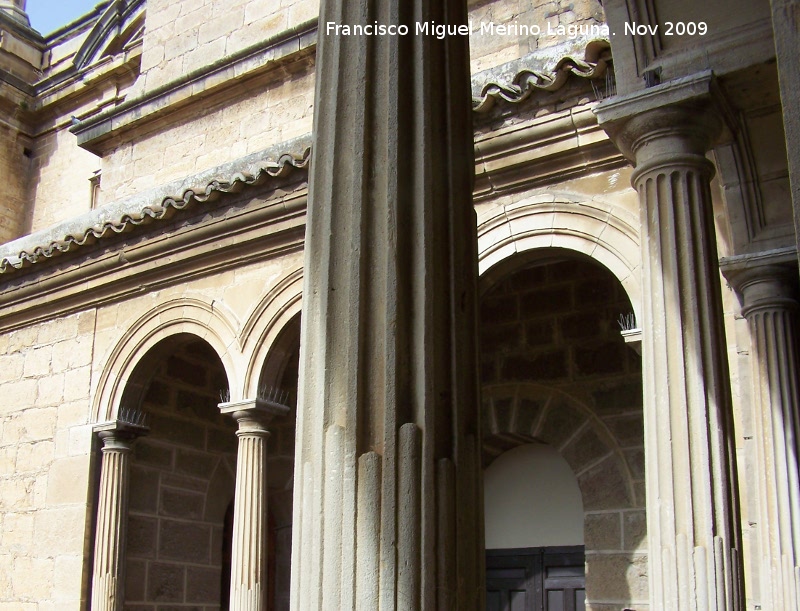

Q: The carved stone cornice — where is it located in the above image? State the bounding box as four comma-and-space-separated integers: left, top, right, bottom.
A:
594, 71, 734, 165
720, 247, 799, 316
474, 105, 625, 200
472, 40, 612, 113
0, 141, 310, 274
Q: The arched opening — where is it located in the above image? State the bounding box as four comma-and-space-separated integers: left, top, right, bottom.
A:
485, 444, 583, 549
119, 333, 237, 608
256, 312, 301, 611
480, 249, 647, 611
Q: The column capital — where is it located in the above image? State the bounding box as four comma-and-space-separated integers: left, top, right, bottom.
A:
93, 419, 149, 450
721, 249, 800, 316
219, 398, 289, 434
595, 71, 728, 172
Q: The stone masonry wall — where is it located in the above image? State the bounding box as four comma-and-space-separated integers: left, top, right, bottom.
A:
479, 254, 648, 610
0, 122, 31, 243
134, 0, 319, 96
0, 310, 98, 610
469, 0, 607, 73
100, 61, 315, 204
126, 339, 237, 610
26, 127, 101, 234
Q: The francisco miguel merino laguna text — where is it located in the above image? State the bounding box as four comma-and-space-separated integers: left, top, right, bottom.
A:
326, 20, 611, 38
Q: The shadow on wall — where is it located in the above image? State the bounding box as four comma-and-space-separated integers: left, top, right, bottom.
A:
479, 250, 647, 610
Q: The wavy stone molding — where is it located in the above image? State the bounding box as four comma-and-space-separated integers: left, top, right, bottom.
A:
0, 145, 310, 273
472, 40, 612, 113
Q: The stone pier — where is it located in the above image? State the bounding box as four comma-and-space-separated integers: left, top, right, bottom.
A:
290, 0, 483, 608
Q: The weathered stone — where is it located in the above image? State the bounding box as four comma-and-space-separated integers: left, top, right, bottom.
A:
185, 566, 221, 604
134, 441, 174, 469
561, 427, 610, 473
157, 520, 211, 563
125, 559, 147, 602
578, 456, 631, 511
519, 286, 572, 317
574, 341, 625, 376
129, 467, 160, 513
159, 488, 205, 519
623, 510, 647, 551
585, 553, 648, 601
584, 512, 622, 550
127, 516, 159, 559
175, 449, 217, 478
146, 562, 185, 603
501, 350, 568, 381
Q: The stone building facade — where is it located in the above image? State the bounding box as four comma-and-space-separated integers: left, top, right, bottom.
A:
0, 0, 797, 609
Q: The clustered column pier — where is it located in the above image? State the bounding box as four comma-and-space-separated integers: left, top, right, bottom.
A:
290, 0, 483, 608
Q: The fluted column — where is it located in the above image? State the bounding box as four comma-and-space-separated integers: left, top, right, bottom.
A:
291, 0, 482, 609
597, 74, 744, 610
90, 420, 148, 611
220, 399, 288, 610
726, 261, 800, 609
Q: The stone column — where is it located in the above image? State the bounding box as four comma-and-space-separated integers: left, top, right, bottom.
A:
90, 420, 148, 611
596, 73, 744, 610
291, 0, 482, 609
724, 260, 800, 609
220, 398, 288, 610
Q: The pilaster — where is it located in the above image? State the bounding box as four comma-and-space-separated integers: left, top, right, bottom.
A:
220, 398, 288, 611
596, 74, 744, 610
291, 0, 482, 608
90, 420, 149, 611
723, 256, 800, 610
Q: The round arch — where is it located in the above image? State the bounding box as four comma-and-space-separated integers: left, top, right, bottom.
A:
92, 297, 242, 422
241, 267, 303, 398
481, 382, 638, 511
477, 196, 642, 321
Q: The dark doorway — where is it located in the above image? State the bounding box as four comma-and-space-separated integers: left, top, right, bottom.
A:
486, 547, 586, 611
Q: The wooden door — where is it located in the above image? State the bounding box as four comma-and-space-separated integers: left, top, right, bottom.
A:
486, 547, 585, 611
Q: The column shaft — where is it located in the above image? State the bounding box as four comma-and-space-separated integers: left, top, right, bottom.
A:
597, 83, 744, 610
220, 399, 287, 611
738, 268, 800, 609
291, 0, 481, 608
230, 425, 270, 608
90, 423, 145, 611
637, 154, 741, 610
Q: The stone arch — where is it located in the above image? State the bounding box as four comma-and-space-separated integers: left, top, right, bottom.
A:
482, 382, 637, 511
92, 298, 242, 422
477, 195, 642, 321
241, 267, 303, 398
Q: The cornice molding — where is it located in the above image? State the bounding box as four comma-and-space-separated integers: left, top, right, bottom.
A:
472, 40, 611, 113
0, 141, 310, 274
